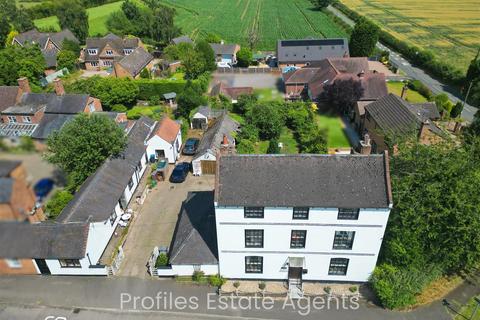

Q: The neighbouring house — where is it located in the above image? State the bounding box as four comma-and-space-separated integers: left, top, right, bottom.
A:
112, 47, 154, 79
0, 160, 44, 223
214, 153, 392, 286
0, 222, 88, 275
277, 38, 349, 69
210, 82, 254, 103
210, 42, 240, 66
190, 106, 224, 130
160, 60, 182, 73
362, 94, 444, 153
80, 34, 144, 70
13, 29, 79, 70
162, 191, 218, 276
0, 117, 154, 276
0, 86, 20, 114
171, 35, 193, 45
96, 111, 131, 132
192, 114, 239, 176
283, 57, 388, 105
0, 78, 102, 141
146, 116, 182, 163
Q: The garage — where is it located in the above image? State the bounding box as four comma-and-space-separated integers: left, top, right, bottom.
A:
201, 160, 216, 175
191, 118, 207, 130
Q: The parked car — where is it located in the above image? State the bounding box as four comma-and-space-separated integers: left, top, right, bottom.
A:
182, 138, 200, 155
169, 162, 191, 183
217, 61, 232, 68
33, 178, 55, 200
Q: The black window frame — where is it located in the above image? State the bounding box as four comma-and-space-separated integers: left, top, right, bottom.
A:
293, 207, 309, 220
332, 231, 355, 250
109, 210, 117, 226
245, 229, 264, 248
338, 208, 360, 220
244, 207, 264, 218
127, 177, 134, 190
59, 259, 82, 268
245, 256, 263, 274
290, 230, 307, 248
328, 258, 349, 276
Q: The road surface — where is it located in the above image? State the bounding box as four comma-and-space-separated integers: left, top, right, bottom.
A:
327, 5, 477, 122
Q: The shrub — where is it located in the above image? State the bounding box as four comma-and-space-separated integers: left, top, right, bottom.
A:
267, 138, 280, 154
149, 95, 161, 106
155, 253, 168, 267
258, 282, 266, 291
407, 80, 433, 101
192, 270, 205, 282
136, 79, 188, 100
349, 286, 358, 293
208, 274, 226, 287
111, 104, 128, 112
45, 190, 74, 220
140, 68, 151, 79
324, 286, 332, 294
236, 139, 255, 154
233, 281, 241, 289
18, 136, 35, 152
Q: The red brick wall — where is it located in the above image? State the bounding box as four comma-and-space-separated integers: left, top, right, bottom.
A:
0, 259, 38, 275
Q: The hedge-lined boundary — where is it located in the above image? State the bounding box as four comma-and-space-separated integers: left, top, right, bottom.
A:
332, 2, 465, 85
136, 79, 188, 100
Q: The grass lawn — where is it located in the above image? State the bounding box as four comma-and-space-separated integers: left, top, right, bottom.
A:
34, 1, 143, 35
253, 128, 299, 154
455, 294, 480, 320
126, 106, 165, 120
16, 0, 41, 8
254, 88, 283, 102
167, 72, 185, 81
315, 113, 351, 149
387, 81, 429, 104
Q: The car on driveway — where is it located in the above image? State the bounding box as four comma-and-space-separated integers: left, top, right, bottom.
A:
33, 178, 54, 200
182, 138, 200, 155
169, 162, 191, 183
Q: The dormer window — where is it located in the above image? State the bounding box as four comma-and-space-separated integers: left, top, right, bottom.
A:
87, 48, 98, 55
124, 48, 133, 55
106, 50, 114, 56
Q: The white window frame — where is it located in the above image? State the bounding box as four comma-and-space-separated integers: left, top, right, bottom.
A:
123, 48, 133, 55
87, 48, 98, 55
59, 259, 81, 268
103, 60, 112, 67
22, 116, 32, 123
7, 116, 17, 123
88, 102, 95, 113
6, 259, 22, 269
105, 50, 114, 56
90, 61, 99, 67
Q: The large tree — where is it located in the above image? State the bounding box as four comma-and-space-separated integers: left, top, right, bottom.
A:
310, 0, 336, 10
0, 45, 45, 85
46, 114, 127, 191
0, 15, 10, 48
465, 52, 480, 108
57, 50, 78, 72
57, 0, 89, 43
349, 17, 380, 57
323, 78, 364, 112
177, 81, 206, 118
236, 47, 252, 67
195, 40, 216, 72
246, 102, 284, 140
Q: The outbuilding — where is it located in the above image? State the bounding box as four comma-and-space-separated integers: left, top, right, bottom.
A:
146, 116, 182, 163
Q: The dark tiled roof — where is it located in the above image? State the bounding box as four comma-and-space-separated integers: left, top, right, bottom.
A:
0, 222, 88, 259
14, 29, 78, 49
0, 160, 21, 177
195, 106, 224, 119
84, 35, 141, 62
216, 154, 392, 208
194, 114, 239, 160
31, 113, 75, 140
117, 47, 153, 77
172, 35, 193, 45
56, 117, 155, 223
365, 94, 422, 135
4, 93, 89, 115
359, 73, 388, 100
411, 102, 441, 121
210, 43, 239, 55
43, 49, 58, 68
328, 57, 369, 74
277, 38, 349, 64
169, 192, 218, 265
0, 178, 13, 203
0, 86, 19, 113
210, 82, 253, 100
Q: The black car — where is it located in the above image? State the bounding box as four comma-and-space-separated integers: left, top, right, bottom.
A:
182, 138, 200, 155
169, 162, 191, 183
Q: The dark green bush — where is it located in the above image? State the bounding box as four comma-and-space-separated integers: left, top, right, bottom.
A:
155, 253, 168, 267
407, 80, 433, 100
45, 190, 74, 220
136, 79, 188, 100
111, 104, 128, 112
192, 270, 205, 282
208, 274, 226, 287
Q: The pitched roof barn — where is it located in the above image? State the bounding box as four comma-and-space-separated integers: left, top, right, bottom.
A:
277, 38, 349, 65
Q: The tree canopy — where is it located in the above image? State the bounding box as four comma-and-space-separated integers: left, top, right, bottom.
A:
0, 45, 46, 85
236, 47, 252, 67
349, 18, 380, 57
57, 0, 89, 43
465, 52, 480, 108
309, 0, 336, 10
45, 114, 127, 191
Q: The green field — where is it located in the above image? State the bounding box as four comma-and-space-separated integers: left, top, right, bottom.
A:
387, 81, 428, 103
34, 1, 130, 35
340, 0, 480, 72
160, 0, 346, 50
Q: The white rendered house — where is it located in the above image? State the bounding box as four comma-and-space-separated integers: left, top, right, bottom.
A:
146, 116, 182, 164
214, 153, 393, 284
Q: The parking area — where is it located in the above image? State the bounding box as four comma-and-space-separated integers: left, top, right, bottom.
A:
117, 167, 215, 278
212, 71, 283, 90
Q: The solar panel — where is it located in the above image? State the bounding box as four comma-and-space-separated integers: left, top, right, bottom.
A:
281, 39, 345, 47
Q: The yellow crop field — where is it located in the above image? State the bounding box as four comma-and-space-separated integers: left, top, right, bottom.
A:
340, 0, 480, 72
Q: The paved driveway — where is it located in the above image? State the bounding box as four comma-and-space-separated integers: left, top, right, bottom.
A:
118, 170, 215, 278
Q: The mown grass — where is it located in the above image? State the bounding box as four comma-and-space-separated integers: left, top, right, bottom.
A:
315, 113, 351, 149
253, 128, 299, 154
254, 88, 283, 102
387, 81, 428, 103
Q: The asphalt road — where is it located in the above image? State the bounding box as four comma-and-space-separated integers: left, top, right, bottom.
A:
1, 276, 478, 320
327, 6, 478, 122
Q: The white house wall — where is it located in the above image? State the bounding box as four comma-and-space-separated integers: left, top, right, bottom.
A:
192, 151, 216, 176
215, 207, 390, 282
171, 264, 219, 276
146, 133, 182, 164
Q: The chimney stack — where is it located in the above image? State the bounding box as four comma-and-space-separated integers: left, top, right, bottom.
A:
401, 83, 408, 99
221, 134, 229, 147
53, 78, 65, 96
359, 133, 372, 155
16, 77, 31, 103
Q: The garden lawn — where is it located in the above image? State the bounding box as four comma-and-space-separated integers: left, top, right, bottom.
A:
255, 88, 283, 102
315, 113, 351, 149
34, 0, 144, 35
456, 295, 480, 320
253, 128, 299, 154
387, 81, 428, 103
126, 106, 164, 120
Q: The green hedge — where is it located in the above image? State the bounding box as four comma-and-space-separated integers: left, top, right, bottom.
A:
333, 2, 465, 85
136, 79, 188, 100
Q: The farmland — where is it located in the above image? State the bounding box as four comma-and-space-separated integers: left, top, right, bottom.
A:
340, 0, 480, 72
160, 0, 347, 50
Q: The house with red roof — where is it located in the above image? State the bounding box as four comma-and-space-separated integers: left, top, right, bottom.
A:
145, 116, 182, 163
